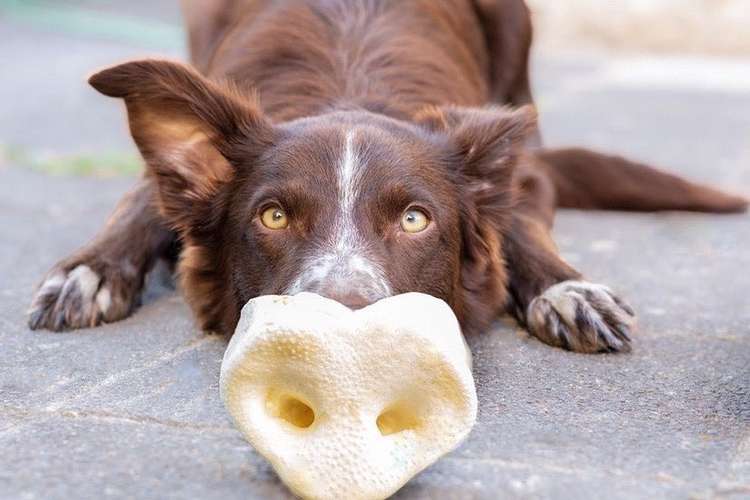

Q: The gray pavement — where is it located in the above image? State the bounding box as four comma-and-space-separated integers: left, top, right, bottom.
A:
1, 5, 750, 500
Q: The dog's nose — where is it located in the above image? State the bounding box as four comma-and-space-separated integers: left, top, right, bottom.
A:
319, 289, 371, 310
220, 292, 477, 500
308, 280, 381, 310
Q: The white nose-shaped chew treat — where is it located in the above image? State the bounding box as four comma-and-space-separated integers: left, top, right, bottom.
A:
220, 292, 477, 500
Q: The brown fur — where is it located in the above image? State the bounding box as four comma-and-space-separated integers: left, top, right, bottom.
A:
29, 0, 747, 354
538, 148, 748, 213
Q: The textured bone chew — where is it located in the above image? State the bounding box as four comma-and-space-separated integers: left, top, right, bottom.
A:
220, 292, 477, 500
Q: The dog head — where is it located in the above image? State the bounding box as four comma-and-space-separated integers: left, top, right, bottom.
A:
89, 60, 535, 334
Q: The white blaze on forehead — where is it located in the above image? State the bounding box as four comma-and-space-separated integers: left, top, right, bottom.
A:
336, 129, 361, 252
285, 129, 392, 297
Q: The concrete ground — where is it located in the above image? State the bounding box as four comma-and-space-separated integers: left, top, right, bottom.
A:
1, 3, 749, 499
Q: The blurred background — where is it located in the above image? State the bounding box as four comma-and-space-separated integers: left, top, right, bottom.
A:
0, 0, 748, 188
528, 0, 750, 56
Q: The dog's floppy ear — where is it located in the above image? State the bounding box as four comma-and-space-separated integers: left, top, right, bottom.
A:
417, 103, 536, 221
89, 59, 274, 233
416, 104, 536, 214
416, 105, 537, 331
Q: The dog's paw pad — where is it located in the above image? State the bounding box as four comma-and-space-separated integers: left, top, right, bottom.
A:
28, 261, 139, 331
527, 280, 636, 353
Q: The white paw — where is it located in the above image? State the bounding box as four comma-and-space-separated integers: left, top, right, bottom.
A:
29, 261, 138, 331
526, 280, 636, 353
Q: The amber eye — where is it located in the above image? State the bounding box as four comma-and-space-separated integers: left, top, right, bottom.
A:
400, 208, 430, 233
260, 206, 289, 230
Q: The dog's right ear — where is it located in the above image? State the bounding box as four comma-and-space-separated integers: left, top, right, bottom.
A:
89, 60, 275, 233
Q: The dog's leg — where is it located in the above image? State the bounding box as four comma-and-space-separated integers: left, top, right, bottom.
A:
28, 177, 177, 331
503, 167, 636, 353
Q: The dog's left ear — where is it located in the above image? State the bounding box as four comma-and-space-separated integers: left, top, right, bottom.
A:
416, 104, 536, 230
416, 104, 536, 211
415, 105, 537, 331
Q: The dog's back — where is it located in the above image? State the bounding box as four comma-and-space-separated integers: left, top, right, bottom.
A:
183, 0, 492, 121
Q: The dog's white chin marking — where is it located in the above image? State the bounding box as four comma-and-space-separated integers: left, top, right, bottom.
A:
527, 280, 636, 353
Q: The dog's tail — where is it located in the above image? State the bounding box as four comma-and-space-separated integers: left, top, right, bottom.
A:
536, 147, 748, 213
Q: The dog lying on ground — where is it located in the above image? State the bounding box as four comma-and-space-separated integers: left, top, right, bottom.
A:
28, 0, 747, 353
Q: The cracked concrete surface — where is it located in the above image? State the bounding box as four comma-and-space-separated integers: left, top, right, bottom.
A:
1, 4, 749, 500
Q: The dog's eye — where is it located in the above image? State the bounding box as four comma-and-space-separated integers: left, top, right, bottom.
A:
261, 206, 289, 230
401, 208, 430, 233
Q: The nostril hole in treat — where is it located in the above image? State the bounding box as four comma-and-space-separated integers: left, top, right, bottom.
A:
377, 403, 420, 436
266, 391, 315, 429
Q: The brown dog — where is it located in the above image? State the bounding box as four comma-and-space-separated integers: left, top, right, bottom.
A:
28, 0, 747, 353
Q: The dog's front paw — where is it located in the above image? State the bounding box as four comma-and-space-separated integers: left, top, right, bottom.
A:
28, 257, 142, 331
526, 280, 635, 353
